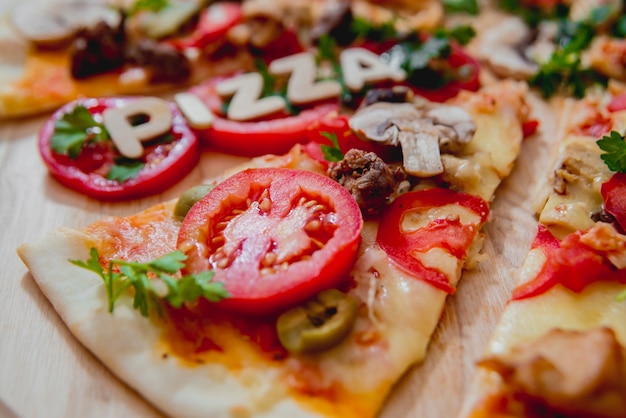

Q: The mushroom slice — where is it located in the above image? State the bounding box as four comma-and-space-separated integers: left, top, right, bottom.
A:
11, 0, 121, 49
348, 101, 476, 178
399, 131, 443, 177
478, 16, 538, 80
425, 105, 475, 152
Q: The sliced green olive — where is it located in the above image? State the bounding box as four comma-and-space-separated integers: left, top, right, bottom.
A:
276, 289, 358, 354
174, 184, 213, 221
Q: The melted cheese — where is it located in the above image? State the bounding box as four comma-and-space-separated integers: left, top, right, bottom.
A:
489, 282, 626, 355
537, 137, 611, 238
446, 81, 527, 201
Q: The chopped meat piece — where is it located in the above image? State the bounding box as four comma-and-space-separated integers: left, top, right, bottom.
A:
480, 327, 626, 418
70, 19, 126, 79
310, 1, 355, 46
361, 86, 413, 108
126, 39, 191, 83
327, 149, 398, 217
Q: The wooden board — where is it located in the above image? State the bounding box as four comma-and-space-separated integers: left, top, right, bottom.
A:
0, 91, 558, 417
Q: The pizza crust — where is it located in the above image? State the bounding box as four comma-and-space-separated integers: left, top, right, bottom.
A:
17, 228, 322, 418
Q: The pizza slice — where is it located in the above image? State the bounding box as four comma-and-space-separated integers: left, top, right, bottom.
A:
17, 79, 530, 417
460, 87, 626, 417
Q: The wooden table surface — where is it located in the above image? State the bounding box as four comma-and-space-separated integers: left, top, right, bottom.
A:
0, 0, 557, 412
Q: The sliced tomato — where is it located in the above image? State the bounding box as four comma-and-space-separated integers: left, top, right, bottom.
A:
250, 29, 305, 64
601, 172, 626, 232
608, 93, 626, 113
177, 168, 363, 315
512, 224, 626, 300
38, 97, 199, 200
522, 119, 540, 138
168, 2, 242, 50
376, 188, 489, 293
190, 77, 340, 156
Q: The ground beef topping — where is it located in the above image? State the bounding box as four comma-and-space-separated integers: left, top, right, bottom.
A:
327, 148, 399, 217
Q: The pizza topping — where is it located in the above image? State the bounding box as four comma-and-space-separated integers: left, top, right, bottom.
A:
478, 16, 539, 80
269, 52, 342, 106
361, 86, 414, 107
478, 327, 626, 418
173, 184, 214, 221
131, 0, 202, 39
327, 148, 400, 217
310, 1, 354, 46
39, 97, 199, 200
177, 168, 363, 315
71, 247, 229, 317
173, 92, 214, 129
597, 130, 626, 173
376, 188, 489, 293
276, 289, 358, 354
71, 19, 127, 79
125, 38, 192, 83
601, 172, 626, 233
11, 0, 121, 49
512, 223, 626, 299
349, 101, 475, 177
102, 97, 173, 159
216, 72, 287, 121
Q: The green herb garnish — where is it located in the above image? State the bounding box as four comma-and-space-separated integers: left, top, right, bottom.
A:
106, 158, 145, 183
350, 17, 398, 42
597, 131, 626, 173
617, 288, 626, 302
530, 18, 607, 98
320, 132, 344, 162
443, 0, 479, 15
71, 248, 229, 317
498, 0, 569, 27
50, 105, 109, 159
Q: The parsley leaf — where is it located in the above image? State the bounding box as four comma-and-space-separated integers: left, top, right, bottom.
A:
531, 18, 607, 98
597, 131, 626, 173
50, 105, 109, 159
498, 0, 569, 26
320, 132, 344, 162
617, 288, 626, 302
443, 0, 479, 15
350, 17, 398, 42
71, 248, 229, 317
106, 158, 145, 183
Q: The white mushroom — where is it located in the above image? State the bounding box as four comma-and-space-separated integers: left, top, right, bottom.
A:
11, 0, 120, 48
478, 16, 539, 80
348, 101, 476, 177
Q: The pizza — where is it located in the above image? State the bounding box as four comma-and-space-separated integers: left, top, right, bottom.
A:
0, 0, 445, 120
10, 0, 626, 417
458, 87, 626, 417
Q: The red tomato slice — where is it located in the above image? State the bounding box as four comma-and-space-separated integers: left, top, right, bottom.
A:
512, 224, 626, 300
177, 168, 363, 315
608, 93, 626, 113
168, 2, 242, 50
38, 97, 199, 200
601, 172, 626, 232
376, 188, 489, 293
190, 78, 340, 156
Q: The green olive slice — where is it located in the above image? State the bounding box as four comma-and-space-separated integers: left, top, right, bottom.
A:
174, 184, 213, 221
276, 289, 358, 354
